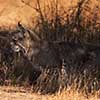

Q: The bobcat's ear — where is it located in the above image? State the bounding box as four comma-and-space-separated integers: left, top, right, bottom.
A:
17, 22, 41, 42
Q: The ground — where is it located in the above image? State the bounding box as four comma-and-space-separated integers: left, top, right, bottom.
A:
0, 86, 100, 100
0, 86, 49, 100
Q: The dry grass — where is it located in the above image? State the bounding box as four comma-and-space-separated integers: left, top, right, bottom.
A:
0, 1, 100, 100
51, 90, 100, 100
0, 86, 100, 100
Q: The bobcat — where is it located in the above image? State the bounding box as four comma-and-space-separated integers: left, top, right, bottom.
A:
10, 23, 100, 84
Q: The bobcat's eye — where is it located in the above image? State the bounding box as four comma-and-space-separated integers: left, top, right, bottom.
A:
13, 45, 21, 52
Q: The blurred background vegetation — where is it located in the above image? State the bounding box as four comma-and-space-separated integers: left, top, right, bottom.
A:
0, 0, 100, 95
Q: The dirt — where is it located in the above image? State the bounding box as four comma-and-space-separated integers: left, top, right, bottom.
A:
0, 86, 49, 100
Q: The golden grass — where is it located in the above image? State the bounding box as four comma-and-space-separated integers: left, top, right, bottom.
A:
0, 86, 100, 100
51, 89, 100, 100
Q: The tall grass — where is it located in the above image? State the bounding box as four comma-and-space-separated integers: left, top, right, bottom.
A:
0, 0, 100, 97
29, 0, 100, 43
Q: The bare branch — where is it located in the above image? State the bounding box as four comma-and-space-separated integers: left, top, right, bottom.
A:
21, 0, 41, 13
